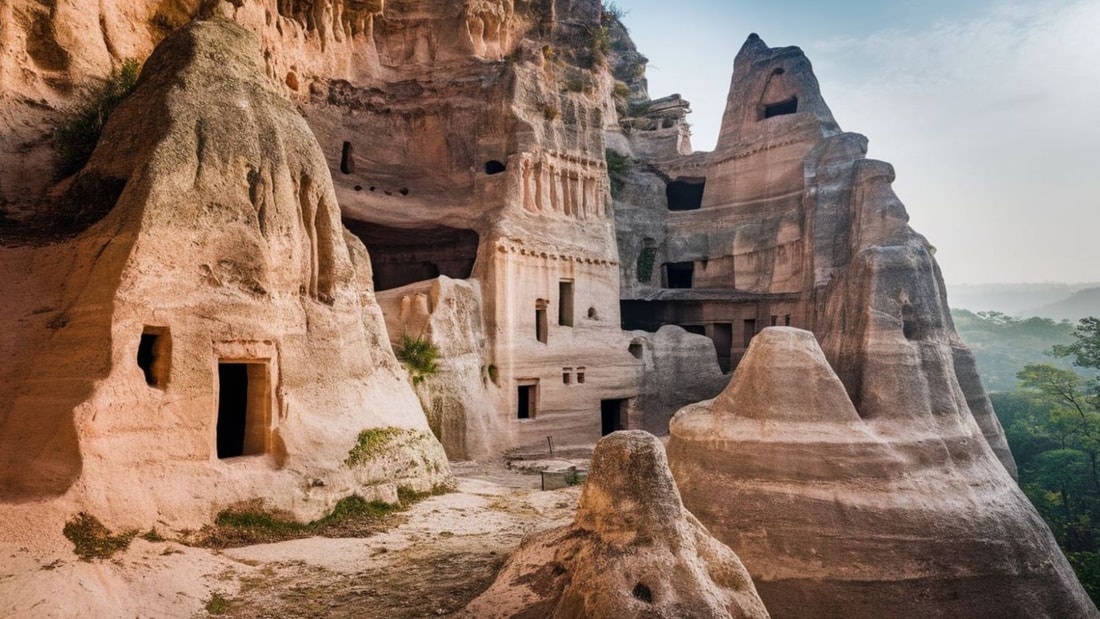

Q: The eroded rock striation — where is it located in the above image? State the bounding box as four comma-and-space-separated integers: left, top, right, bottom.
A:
668, 328, 1097, 618
463, 430, 770, 618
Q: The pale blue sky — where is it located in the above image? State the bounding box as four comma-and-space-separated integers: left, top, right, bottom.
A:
616, 0, 1100, 285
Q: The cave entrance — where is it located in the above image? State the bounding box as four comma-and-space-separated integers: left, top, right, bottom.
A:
666, 177, 706, 211
216, 362, 270, 459
601, 399, 626, 436
342, 220, 479, 291
665, 262, 694, 289
763, 97, 798, 119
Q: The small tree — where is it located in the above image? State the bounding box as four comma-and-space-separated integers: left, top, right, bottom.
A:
1055, 317, 1100, 377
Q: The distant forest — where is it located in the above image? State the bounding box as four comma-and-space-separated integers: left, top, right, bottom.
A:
952, 309, 1082, 392
960, 315, 1100, 603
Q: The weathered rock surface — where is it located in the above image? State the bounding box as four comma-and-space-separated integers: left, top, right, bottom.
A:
0, 18, 449, 531
463, 430, 770, 618
668, 327, 1096, 618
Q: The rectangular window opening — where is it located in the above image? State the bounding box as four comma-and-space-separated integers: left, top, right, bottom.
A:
137, 326, 171, 388
558, 280, 574, 327
763, 97, 798, 119
536, 299, 549, 344
784, 314, 792, 326
563, 367, 573, 385
217, 361, 270, 459
577, 367, 586, 384
665, 262, 694, 289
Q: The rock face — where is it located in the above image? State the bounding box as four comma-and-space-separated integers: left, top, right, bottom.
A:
611, 33, 1017, 478
668, 328, 1097, 618
463, 430, 770, 618
0, 18, 449, 530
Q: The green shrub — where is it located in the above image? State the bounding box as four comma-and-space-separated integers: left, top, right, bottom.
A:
605, 149, 630, 197
602, 2, 627, 23
395, 335, 439, 385
53, 59, 141, 178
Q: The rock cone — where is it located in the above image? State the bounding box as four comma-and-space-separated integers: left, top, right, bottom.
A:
668, 327, 1097, 618
463, 430, 770, 619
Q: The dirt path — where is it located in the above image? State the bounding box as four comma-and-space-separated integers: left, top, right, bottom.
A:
210, 462, 582, 618
0, 461, 584, 618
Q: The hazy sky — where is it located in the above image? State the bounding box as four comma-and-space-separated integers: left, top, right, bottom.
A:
616, 0, 1100, 285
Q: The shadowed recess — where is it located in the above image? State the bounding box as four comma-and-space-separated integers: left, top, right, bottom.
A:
342, 220, 479, 291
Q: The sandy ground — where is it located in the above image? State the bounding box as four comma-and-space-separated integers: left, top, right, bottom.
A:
0, 460, 586, 618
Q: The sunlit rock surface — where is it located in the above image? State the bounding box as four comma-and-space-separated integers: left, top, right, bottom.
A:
669, 328, 1096, 618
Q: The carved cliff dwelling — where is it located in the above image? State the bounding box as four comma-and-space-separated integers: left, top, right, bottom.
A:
0, 1, 1094, 616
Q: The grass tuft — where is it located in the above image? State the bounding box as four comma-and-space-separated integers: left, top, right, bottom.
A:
62, 512, 137, 561
53, 59, 141, 178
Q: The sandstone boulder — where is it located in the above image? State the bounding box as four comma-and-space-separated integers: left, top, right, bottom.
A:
463, 430, 770, 618
669, 327, 1097, 618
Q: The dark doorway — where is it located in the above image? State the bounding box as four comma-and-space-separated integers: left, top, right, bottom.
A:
517, 382, 537, 419
666, 177, 706, 211
601, 399, 625, 436
713, 323, 733, 372
763, 97, 798, 119
743, 319, 757, 348
485, 160, 506, 175
665, 262, 694, 289
681, 325, 706, 336
559, 280, 574, 327
217, 362, 268, 459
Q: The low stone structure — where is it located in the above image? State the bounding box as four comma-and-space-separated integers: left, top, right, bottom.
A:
463, 430, 770, 618
668, 328, 1097, 618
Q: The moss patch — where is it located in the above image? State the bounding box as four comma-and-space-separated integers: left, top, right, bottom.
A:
205, 591, 231, 615
394, 335, 439, 385
62, 512, 137, 561
345, 427, 406, 467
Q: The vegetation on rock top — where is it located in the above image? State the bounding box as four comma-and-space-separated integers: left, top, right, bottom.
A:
53, 59, 141, 179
